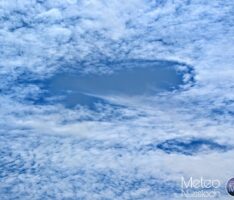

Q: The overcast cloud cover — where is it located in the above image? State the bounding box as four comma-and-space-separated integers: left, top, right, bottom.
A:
0, 0, 234, 199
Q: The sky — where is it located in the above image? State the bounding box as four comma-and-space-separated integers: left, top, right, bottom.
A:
0, 0, 234, 199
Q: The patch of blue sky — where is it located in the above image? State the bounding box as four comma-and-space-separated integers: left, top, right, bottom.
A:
46, 59, 193, 108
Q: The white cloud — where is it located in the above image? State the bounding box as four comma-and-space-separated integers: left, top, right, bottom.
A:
0, 0, 233, 199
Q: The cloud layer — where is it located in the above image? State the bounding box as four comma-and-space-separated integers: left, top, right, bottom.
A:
0, 0, 234, 199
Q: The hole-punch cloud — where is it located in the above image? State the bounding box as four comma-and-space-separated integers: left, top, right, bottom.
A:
44, 59, 194, 108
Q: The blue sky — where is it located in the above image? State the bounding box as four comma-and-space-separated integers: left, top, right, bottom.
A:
0, 0, 234, 199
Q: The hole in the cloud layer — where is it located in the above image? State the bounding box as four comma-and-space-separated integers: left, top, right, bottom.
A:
46, 60, 194, 107
155, 138, 231, 155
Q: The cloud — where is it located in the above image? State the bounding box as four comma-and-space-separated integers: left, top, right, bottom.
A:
0, 0, 233, 199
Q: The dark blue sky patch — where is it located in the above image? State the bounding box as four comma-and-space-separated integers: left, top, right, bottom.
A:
148, 137, 231, 155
